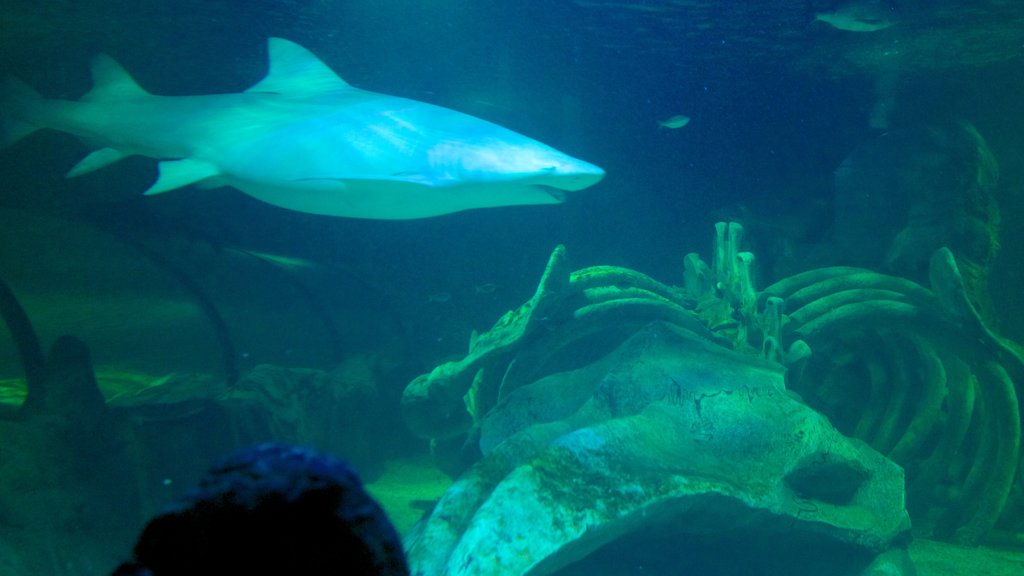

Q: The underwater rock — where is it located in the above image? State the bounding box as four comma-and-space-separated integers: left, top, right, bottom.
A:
68, 356, 413, 542
0, 335, 141, 574
401, 244, 715, 451
783, 451, 872, 505
763, 248, 1024, 545
229, 362, 400, 475
405, 321, 911, 576
830, 122, 1000, 321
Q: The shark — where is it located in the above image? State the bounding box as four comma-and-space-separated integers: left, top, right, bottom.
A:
814, 0, 899, 32
1, 38, 605, 219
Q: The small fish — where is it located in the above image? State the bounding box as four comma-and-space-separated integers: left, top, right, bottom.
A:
427, 292, 452, 303
815, 1, 898, 32
658, 115, 691, 129
232, 249, 317, 270
473, 283, 497, 295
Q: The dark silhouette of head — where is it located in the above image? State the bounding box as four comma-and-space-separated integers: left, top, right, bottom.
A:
113, 443, 408, 576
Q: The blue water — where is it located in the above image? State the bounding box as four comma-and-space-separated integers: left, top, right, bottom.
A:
1, 1, 1023, 574
1, 2, 875, 347
5, 2, 1019, 287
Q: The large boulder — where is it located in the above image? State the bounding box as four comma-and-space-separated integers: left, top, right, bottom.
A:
405, 321, 911, 576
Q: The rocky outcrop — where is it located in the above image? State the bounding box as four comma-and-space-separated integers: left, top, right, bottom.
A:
405, 321, 911, 576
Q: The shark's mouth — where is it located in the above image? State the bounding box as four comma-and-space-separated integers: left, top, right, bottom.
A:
526, 168, 605, 201
532, 184, 567, 202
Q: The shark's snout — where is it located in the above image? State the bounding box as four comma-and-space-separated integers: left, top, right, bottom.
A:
567, 161, 605, 191
547, 158, 605, 192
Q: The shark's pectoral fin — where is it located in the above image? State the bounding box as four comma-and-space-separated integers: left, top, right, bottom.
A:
66, 147, 127, 178
143, 158, 220, 196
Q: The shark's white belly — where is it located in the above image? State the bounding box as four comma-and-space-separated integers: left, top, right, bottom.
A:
226, 175, 563, 220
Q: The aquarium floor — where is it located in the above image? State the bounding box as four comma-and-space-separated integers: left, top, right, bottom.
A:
365, 455, 453, 535
368, 457, 1024, 575
909, 538, 1024, 576
2, 369, 1022, 576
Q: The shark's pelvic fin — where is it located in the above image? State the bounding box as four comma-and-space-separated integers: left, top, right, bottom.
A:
143, 158, 220, 195
82, 54, 149, 102
246, 38, 352, 95
66, 147, 127, 178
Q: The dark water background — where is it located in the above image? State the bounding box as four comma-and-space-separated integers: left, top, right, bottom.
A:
1, 0, 1022, 378
1, 1, 1024, 574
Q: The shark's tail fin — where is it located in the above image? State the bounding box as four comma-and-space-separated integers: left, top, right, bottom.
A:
1, 77, 44, 148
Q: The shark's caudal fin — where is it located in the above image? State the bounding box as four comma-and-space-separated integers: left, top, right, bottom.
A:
65, 54, 150, 178
0, 77, 43, 148
2, 53, 148, 152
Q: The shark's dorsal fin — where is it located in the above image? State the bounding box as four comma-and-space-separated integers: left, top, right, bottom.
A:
246, 38, 352, 95
82, 54, 149, 101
